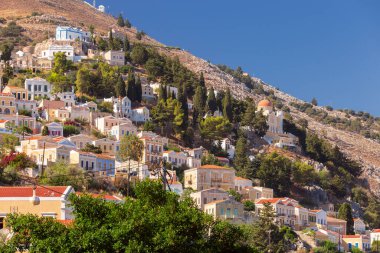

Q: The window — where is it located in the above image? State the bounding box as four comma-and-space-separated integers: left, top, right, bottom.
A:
41, 213, 56, 218
203, 197, 207, 204
220, 208, 224, 215
234, 208, 238, 216
0, 217, 4, 229
226, 208, 231, 217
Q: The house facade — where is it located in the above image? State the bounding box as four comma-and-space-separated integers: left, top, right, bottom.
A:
204, 198, 245, 224
131, 107, 150, 122
0, 186, 75, 229
103, 50, 125, 66
55, 26, 90, 42
184, 165, 235, 191
41, 45, 75, 61
46, 122, 64, 137
25, 78, 52, 100
190, 188, 229, 210
0, 93, 16, 115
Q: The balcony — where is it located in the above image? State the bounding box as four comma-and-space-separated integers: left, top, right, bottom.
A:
211, 178, 222, 183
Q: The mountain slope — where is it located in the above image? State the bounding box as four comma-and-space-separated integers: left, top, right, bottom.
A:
1, 0, 380, 196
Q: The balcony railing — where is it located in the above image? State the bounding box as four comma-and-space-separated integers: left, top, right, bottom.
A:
211, 178, 222, 182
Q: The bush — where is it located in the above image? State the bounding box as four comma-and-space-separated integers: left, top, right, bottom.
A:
63, 125, 80, 137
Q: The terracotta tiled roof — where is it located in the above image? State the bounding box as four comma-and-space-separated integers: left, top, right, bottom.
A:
309, 209, 323, 213
40, 100, 65, 109
327, 217, 347, 223
0, 119, 8, 123
0, 93, 14, 96
372, 229, 380, 233
198, 164, 233, 170
256, 198, 284, 204
57, 220, 74, 226
342, 235, 361, 238
235, 176, 250, 181
4, 86, 27, 92
0, 186, 69, 197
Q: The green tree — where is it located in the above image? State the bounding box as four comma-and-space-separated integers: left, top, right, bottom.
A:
313, 240, 339, 253
41, 126, 48, 136
199, 72, 206, 88
40, 161, 88, 190
0, 134, 19, 153
222, 88, 233, 121
234, 134, 251, 177
123, 34, 130, 52
206, 87, 217, 113
115, 74, 127, 97
337, 203, 355, 235
75, 66, 91, 95
372, 240, 380, 253
126, 70, 136, 101
241, 101, 256, 127
117, 13, 125, 27
63, 125, 80, 137
200, 116, 232, 143
135, 75, 142, 102
253, 110, 268, 137
125, 18, 132, 28
248, 203, 292, 252
52, 52, 71, 74
173, 100, 185, 137
292, 161, 317, 188
143, 120, 156, 131
311, 97, 318, 106
193, 86, 206, 123
256, 152, 293, 196
201, 153, 221, 166
2, 180, 256, 252
130, 44, 148, 65
81, 143, 102, 154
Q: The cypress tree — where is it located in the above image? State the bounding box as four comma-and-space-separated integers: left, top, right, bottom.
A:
123, 35, 130, 52
159, 84, 167, 101
242, 101, 256, 127
117, 14, 125, 27
337, 203, 355, 235
178, 83, 189, 127
126, 70, 136, 102
223, 88, 233, 121
125, 18, 132, 28
206, 87, 217, 113
136, 75, 142, 102
108, 28, 114, 50
199, 72, 205, 88
234, 134, 251, 177
193, 86, 206, 121
42, 126, 49, 136
115, 75, 127, 98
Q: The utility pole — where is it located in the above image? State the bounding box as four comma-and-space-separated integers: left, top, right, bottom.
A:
162, 164, 167, 191
41, 142, 46, 177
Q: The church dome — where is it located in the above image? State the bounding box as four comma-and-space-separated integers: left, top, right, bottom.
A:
258, 99, 272, 107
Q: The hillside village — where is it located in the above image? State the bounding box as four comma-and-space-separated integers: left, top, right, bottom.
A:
0, 1, 380, 252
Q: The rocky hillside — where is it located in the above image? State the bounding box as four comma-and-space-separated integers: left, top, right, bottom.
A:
1, 0, 380, 196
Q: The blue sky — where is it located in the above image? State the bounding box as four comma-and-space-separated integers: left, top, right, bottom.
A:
90, 0, 380, 116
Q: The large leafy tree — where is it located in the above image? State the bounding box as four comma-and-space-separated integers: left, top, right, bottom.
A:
200, 116, 232, 143
337, 203, 355, 235
256, 152, 293, 196
2, 180, 256, 252
130, 44, 148, 65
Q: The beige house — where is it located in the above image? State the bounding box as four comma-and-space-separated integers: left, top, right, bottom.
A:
342, 235, 371, 252
370, 229, 380, 244
294, 205, 309, 230
103, 50, 125, 66
354, 218, 366, 234
327, 216, 347, 235
0, 93, 16, 115
234, 176, 252, 192
255, 198, 297, 227
241, 186, 274, 202
0, 186, 75, 229
184, 165, 235, 191
163, 150, 188, 167
138, 131, 168, 164
0, 114, 37, 132
93, 138, 120, 156
110, 122, 137, 141
190, 188, 229, 210
68, 134, 95, 149
2, 86, 28, 100
95, 116, 134, 134
204, 198, 245, 223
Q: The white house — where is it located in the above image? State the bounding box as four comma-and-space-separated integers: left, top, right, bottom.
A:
25, 78, 52, 100
15, 100, 39, 117
55, 26, 91, 42
163, 150, 188, 167
110, 122, 138, 141
41, 45, 75, 61
214, 138, 235, 159
95, 116, 134, 134
104, 96, 131, 118
354, 218, 366, 234
103, 50, 125, 66
370, 229, 380, 244
46, 122, 64, 137
56, 89, 76, 107
234, 177, 253, 192
131, 107, 150, 123
142, 84, 155, 100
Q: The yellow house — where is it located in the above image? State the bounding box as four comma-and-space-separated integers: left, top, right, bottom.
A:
0, 186, 74, 229
2, 86, 28, 100
204, 198, 244, 224
342, 235, 371, 252
0, 93, 16, 115
241, 186, 274, 202
184, 165, 235, 191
